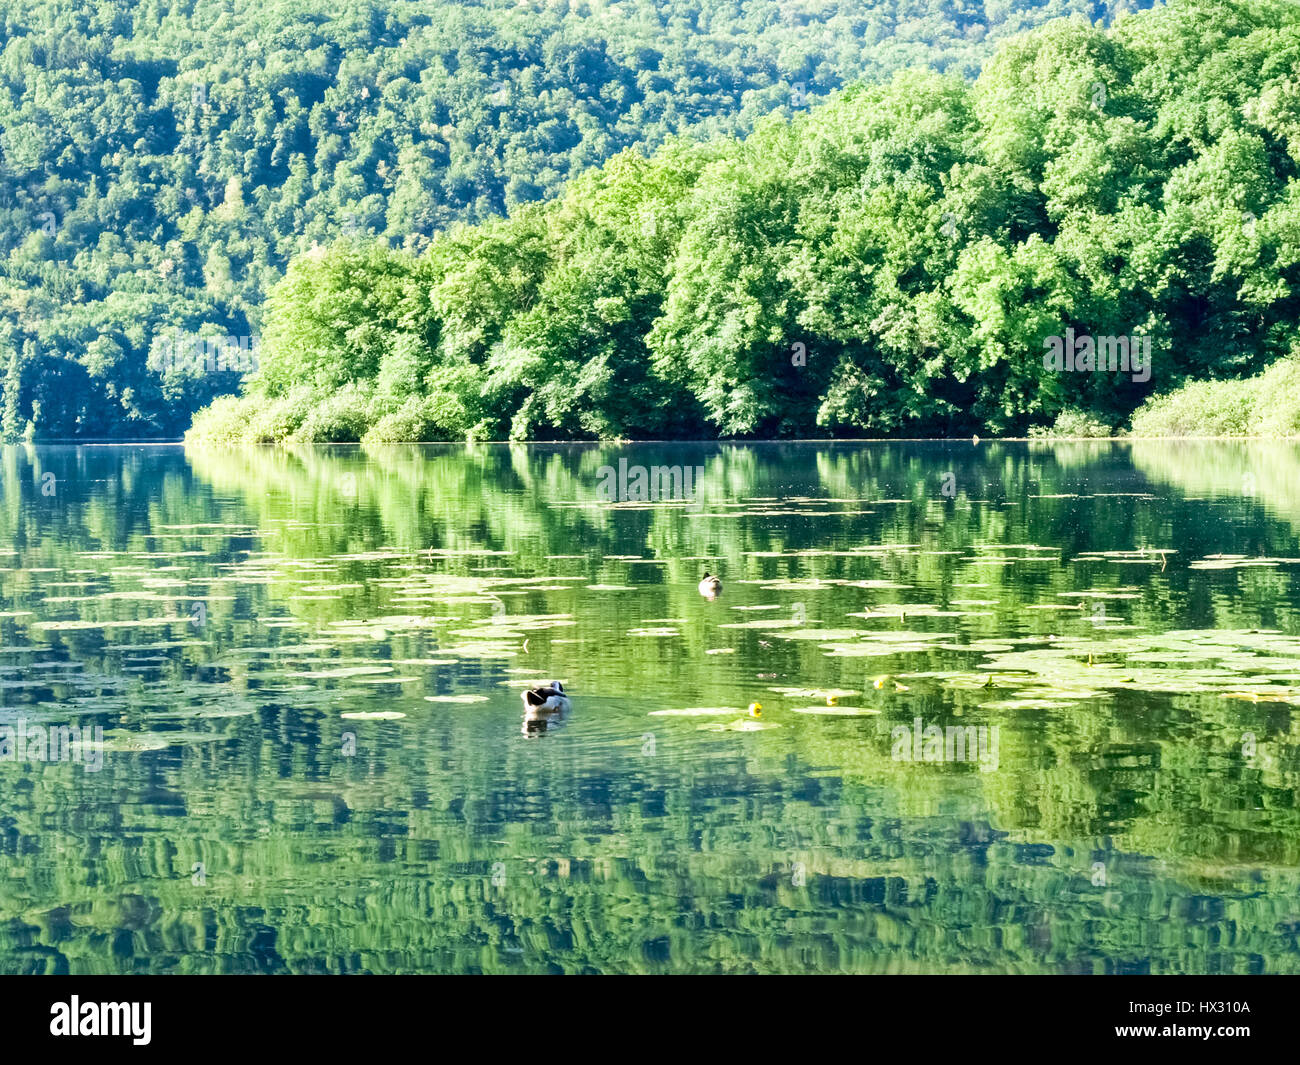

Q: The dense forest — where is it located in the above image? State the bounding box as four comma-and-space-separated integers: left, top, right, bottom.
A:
0, 0, 1142, 440
187, 0, 1300, 442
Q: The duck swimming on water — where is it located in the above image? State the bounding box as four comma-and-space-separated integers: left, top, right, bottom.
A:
521, 680, 570, 713
698, 573, 722, 599
520, 680, 571, 735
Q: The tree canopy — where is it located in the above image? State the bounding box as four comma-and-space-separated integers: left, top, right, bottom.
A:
0, 0, 1138, 439
189, 0, 1300, 442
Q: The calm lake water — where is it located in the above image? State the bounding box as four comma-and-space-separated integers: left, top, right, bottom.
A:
2, 440, 1299, 974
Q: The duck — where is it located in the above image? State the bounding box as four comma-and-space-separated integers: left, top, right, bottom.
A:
698, 572, 723, 599
521, 680, 570, 714
520, 680, 571, 736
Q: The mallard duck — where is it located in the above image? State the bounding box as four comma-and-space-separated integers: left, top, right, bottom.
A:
521, 680, 570, 713
698, 573, 723, 599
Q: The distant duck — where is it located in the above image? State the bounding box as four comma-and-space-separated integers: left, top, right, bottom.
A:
698, 573, 723, 599
521, 680, 570, 713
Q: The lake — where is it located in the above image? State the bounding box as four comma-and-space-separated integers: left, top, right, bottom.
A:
1, 440, 1299, 974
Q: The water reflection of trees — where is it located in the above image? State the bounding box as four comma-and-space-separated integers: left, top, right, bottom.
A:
0, 442, 1298, 973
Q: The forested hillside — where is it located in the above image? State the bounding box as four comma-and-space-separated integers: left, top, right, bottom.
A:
189, 0, 1300, 443
0, 0, 1137, 440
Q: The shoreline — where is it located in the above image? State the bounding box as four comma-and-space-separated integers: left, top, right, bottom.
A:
8, 435, 1300, 447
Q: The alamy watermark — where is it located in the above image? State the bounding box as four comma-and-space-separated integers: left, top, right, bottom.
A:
50, 997, 150, 1045
891, 718, 999, 771
148, 332, 259, 375
1043, 328, 1151, 383
0, 718, 104, 772
596, 458, 705, 502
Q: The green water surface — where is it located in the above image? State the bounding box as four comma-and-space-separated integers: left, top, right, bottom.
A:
1, 440, 1299, 974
